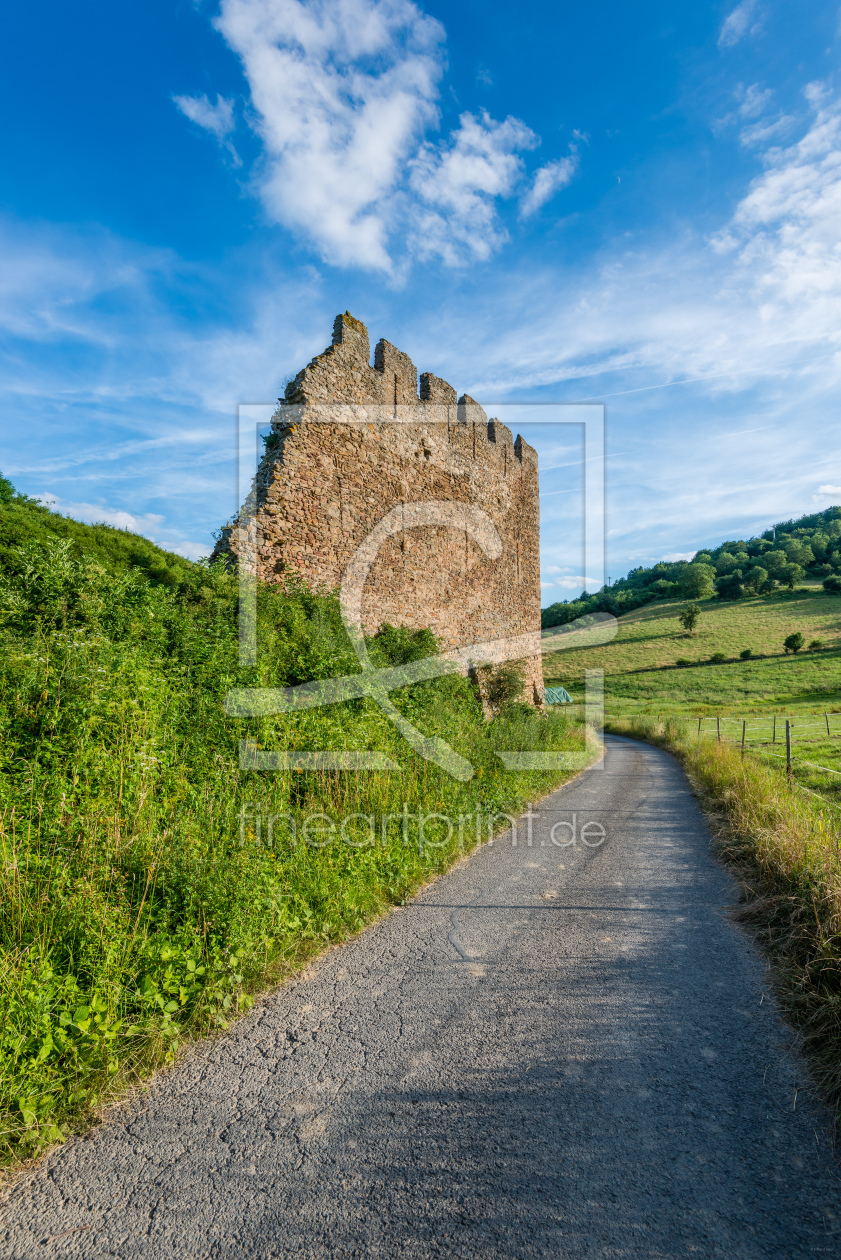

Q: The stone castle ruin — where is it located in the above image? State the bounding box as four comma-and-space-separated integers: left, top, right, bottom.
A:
215, 312, 544, 706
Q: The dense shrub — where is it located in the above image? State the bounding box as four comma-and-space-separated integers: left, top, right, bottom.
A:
0, 530, 591, 1162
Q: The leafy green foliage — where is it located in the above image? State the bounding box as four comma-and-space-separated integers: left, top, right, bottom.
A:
0, 528, 590, 1163
717, 573, 745, 601
0, 472, 196, 587
677, 602, 701, 633
678, 564, 715, 599
784, 632, 805, 654
542, 505, 841, 628
476, 660, 528, 713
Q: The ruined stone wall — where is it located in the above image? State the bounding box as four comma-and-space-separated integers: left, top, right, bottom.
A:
214, 313, 544, 704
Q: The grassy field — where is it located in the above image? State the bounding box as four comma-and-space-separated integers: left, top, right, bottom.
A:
544, 585, 841, 715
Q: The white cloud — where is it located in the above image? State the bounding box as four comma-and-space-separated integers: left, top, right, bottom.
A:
409, 112, 536, 263
34, 494, 165, 535
817, 484, 841, 495
739, 114, 794, 148
546, 576, 601, 592
213, 0, 444, 270
718, 0, 762, 49
519, 154, 578, 219
33, 495, 212, 561
173, 93, 236, 141
738, 84, 774, 119
660, 551, 696, 562
195, 0, 567, 270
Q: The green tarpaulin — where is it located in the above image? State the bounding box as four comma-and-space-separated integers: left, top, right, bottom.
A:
544, 685, 573, 704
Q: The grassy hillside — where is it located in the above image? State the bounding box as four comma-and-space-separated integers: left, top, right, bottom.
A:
543, 584, 841, 714
0, 473, 196, 586
0, 506, 592, 1165
543, 504, 841, 629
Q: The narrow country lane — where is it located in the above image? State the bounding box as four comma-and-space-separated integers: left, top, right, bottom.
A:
2, 736, 841, 1258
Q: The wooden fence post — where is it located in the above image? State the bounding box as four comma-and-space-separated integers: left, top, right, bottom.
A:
826, 712, 831, 736
773, 715, 776, 744
698, 716, 702, 737
717, 715, 721, 743
786, 720, 792, 785
741, 720, 746, 754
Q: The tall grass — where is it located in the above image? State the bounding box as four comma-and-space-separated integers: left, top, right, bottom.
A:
0, 539, 594, 1163
607, 716, 841, 1114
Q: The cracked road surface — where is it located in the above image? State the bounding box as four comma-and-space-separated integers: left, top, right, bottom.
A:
3, 735, 841, 1258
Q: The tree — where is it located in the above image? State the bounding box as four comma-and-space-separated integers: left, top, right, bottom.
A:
678, 563, 715, 599
716, 573, 744, 600
824, 576, 841, 593
0, 471, 16, 504
762, 549, 788, 574
778, 563, 805, 589
783, 632, 804, 654
677, 602, 701, 634
744, 565, 768, 593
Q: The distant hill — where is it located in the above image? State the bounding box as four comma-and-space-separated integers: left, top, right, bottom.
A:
543, 506, 841, 628
0, 472, 197, 587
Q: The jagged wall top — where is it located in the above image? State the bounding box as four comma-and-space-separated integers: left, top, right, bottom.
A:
284, 311, 462, 410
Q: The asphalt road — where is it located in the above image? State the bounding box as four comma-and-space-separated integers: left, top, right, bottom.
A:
3, 735, 841, 1258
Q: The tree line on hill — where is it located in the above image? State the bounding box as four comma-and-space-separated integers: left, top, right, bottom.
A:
542, 506, 841, 629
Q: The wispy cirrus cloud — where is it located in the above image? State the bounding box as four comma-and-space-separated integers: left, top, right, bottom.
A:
519, 153, 578, 219
718, 0, 762, 50
175, 0, 578, 271
173, 93, 241, 164
173, 93, 235, 141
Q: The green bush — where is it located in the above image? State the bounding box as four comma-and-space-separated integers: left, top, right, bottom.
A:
740, 648, 753, 660
784, 632, 805, 654
709, 652, 727, 664
0, 534, 590, 1162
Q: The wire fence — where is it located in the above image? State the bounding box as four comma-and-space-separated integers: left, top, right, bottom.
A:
603, 709, 841, 810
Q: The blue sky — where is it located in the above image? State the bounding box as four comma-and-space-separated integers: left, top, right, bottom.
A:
1, 0, 840, 600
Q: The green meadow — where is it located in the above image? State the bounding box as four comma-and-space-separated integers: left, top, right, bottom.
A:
543, 585, 841, 716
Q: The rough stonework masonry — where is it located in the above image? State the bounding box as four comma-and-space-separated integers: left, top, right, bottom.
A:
215, 313, 544, 705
